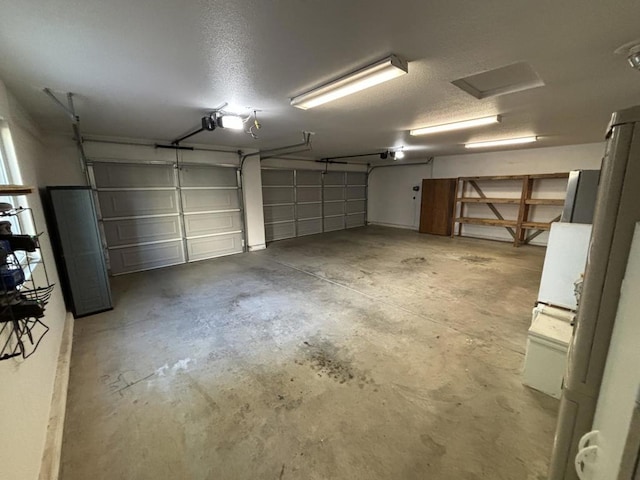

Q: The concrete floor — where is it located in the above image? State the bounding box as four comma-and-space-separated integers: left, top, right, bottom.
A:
60, 226, 558, 480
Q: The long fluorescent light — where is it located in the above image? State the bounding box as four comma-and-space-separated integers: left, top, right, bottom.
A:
465, 136, 538, 149
410, 115, 501, 136
290, 55, 408, 110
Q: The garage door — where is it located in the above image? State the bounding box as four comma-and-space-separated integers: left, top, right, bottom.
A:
262, 169, 296, 242
92, 162, 243, 275
262, 168, 367, 243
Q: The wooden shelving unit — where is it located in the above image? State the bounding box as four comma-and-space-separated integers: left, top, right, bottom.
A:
451, 173, 569, 247
0, 185, 34, 195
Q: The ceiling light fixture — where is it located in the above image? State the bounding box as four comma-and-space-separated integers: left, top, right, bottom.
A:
615, 39, 640, 71
217, 114, 244, 130
290, 54, 408, 110
392, 149, 405, 160
410, 115, 501, 136
465, 136, 538, 149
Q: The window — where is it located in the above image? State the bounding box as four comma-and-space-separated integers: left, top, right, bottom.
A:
0, 122, 38, 268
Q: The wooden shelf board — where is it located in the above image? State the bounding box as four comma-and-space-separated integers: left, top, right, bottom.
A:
458, 172, 569, 181
528, 172, 570, 180
525, 199, 565, 205
0, 185, 34, 195
456, 217, 518, 227
457, 197, 521, 204
521, 221, 553, 230
458, 175, 525, 181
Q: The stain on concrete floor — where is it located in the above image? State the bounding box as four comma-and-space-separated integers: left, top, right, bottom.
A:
60, 226, 557, 480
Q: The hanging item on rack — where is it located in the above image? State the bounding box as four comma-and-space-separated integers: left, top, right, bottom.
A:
0, 202, 54, 361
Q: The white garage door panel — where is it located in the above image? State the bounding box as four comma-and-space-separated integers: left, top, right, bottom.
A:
324, 202, 344, 216
263, 187, 294, 205
347, 186, 366, 200
109, 240, 185, 275
264, 205, 294, 223
103, 216, 181, 246
187, 233, 243, 261
261, 168, 367, 243
297, 203, 321, 219
297, 219, 322, 236
347, 200, 366, 214
347, 172, 367, 185
262, 169, 293, 185
324, 216, 345, 232
93, 163, 175, 188
347, 213, 366, 228
324, 172, 345, 185
184, 211, 242, 237
296, 187, 321, 203
296, 171, 322, 185
265, 222, 295, 241
180, 166, 238, 188
324, 187, 345, 201
98, 190, 179, 218
181, 189, 239, 212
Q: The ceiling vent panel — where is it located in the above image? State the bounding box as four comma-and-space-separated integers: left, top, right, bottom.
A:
451, 62, 544, 99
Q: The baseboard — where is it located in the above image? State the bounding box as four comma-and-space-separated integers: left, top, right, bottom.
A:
248, 243, 266, 251
367, 221, 418, 231
39, 313, 74, 480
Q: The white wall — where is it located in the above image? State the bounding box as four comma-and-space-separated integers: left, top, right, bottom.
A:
0, 81, 68, 480
40, 134, 87, 186
592, 222, 640, 479
242, 156, 266, 250
368, 162, 433, 230
368, 143, 605, 243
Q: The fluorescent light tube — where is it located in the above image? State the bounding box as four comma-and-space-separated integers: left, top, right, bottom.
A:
290, 55, 408, 110
218, 115, 244, 130
410, 115, 501, 136
465, 136, 538, 149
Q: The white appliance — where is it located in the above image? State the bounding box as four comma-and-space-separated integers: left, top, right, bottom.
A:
523, 223, 592, 398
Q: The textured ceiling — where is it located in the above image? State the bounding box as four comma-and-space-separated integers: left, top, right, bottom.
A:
0, 0, 639, 162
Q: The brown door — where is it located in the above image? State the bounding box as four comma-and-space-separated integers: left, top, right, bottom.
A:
419, 178, 456, 235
